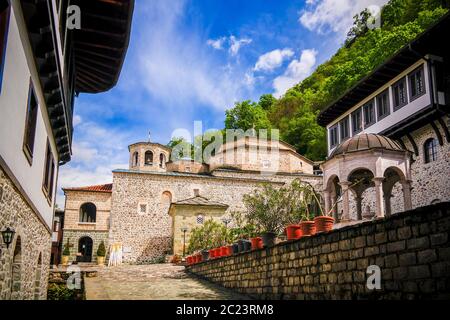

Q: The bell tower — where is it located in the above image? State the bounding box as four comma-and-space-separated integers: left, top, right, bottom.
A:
128, 139, 171, 172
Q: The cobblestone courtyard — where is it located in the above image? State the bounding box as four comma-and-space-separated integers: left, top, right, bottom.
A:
84, 264, 249, 300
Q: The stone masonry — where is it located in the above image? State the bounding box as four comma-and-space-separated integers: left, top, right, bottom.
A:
187, 202, 450, 300
110, 170, 322, 264
0, 167, 51, 300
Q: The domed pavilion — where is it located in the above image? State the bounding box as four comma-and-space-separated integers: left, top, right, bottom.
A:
321, 133, 413, 222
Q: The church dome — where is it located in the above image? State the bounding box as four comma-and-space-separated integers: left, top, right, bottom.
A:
330, 133, 406, 158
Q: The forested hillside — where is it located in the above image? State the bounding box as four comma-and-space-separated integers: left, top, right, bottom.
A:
224, 0, 449, 161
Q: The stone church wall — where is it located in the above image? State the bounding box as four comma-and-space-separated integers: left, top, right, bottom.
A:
110, 170, 322, 263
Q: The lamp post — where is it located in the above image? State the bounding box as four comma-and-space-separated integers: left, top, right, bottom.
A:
181, 227, 188, 257
1, 227, 15, 248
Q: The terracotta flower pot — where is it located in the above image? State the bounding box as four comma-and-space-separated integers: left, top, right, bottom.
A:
314, 216, 335, 233
285, 224, 302, 240
214, 247, 221, 258
261, 232, 277, 247
209, 249, 216, 259
186, 256, 193, 265
220, 246, 229, 257
196, 253, 203, 263
250, 237, 263, 250
300, 221, 316, 236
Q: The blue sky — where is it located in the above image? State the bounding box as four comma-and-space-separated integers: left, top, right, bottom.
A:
57, 0, 387, 207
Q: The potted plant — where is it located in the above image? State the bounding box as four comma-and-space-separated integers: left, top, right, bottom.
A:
61, 239, 71, 265
96, 241, 106, 265
243, 184, 289, 248
284, 180, 307, 240
250, 237, 263, 250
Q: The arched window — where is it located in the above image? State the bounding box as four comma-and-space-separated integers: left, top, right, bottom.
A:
133, 151, 139, 166
424, 138, 438, 163
144, 151, 153, 165
79, 202, 96, 223
160, 153, 166, 168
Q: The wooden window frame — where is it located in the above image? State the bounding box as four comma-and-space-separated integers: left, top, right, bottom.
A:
22, 81, 39, 165
409, 65, 426, 102
392, 77, 408, 110
363, 100, 376, 128
376, 89, 390, 121
351, 108, 363, 134
339, 116, 349, 142
329, 124, 339, 148
42, 140, 55, 204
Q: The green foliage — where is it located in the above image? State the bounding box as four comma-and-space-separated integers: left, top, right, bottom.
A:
47, 283, 79, 300
97, 241, 106, 257
225, 100, 272, 132
187, 219, 231, 253
225, 0, 447, 162
63, 239, 70, 256
228, 211, 258, 240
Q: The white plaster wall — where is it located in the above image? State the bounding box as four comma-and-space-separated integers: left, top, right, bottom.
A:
0, 6, 58, 228
327, 59, 432, 156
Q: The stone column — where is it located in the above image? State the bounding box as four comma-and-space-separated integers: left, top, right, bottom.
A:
339, 181, 351, 221
401, 180, 413, 211
385, 194, 392, 217
330, 190, 337, 221
373, 177, 385, 218
324, 190, 331, 216
355, 194, 363, 220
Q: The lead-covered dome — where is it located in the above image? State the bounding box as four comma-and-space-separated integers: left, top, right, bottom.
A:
330, 133, 406, 158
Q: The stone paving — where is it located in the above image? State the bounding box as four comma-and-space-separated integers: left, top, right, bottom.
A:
84, 264, 250, 300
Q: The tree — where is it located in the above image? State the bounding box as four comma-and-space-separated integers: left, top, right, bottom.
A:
258, 94, 276, 111
224, 100, 272, 132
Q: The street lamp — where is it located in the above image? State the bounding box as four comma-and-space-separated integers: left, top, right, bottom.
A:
181, 227, 188, 257
1, 227, 15, 248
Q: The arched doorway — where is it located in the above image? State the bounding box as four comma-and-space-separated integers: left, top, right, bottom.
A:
10, 236, 22, 300
383, 167, 411, 216
78, 237, 93, 262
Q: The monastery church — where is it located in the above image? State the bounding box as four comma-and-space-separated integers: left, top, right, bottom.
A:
62, 136, 322, 263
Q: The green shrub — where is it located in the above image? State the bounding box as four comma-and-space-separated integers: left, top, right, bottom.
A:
97, 241, 106, 257
62, 239, 71, 256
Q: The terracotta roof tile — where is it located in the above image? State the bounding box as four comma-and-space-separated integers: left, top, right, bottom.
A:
63, 183, 112, 193
173, 196, 228, 207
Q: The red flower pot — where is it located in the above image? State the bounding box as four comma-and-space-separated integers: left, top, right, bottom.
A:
300, 221, 316, 236
214, 248, 222, 258
209, 249, 216, 259
314, 216, 335, 233
220, 246, 229, 257
286, 224, 302, 240
195, 254, 202, 263
250, 237, 263, 250
187, 256, 193, 265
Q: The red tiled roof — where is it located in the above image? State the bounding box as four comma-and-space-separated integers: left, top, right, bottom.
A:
63, 183, 112, 193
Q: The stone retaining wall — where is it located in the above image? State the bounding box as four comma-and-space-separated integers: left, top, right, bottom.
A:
186, 202, 450, 299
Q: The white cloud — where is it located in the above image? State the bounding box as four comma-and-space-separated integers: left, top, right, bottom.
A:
73, 114, 82, 127
299, 0, 388, 36
207, 35, 252, 56
229, 36, 252, 56
273, 49, 318, 98
207, 37, 226, 50
135, 0, 254, 112
254, 48, 294, 72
